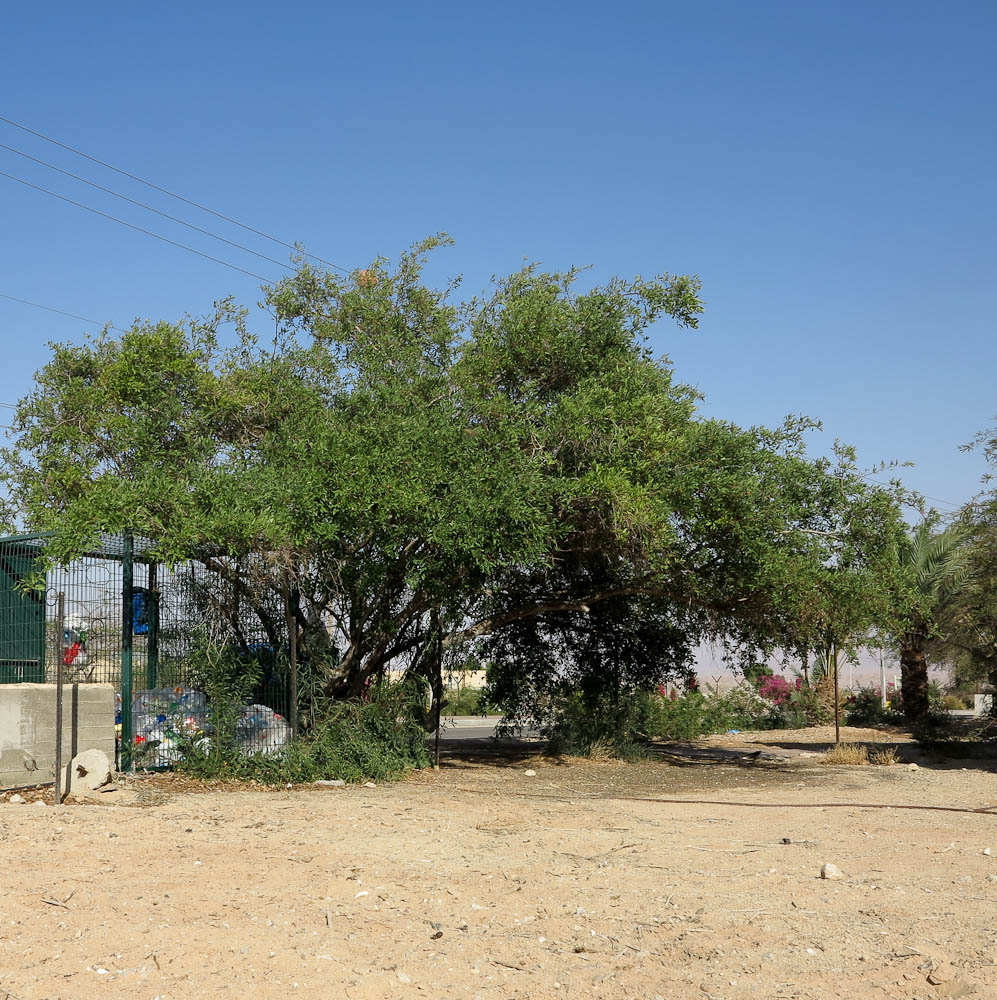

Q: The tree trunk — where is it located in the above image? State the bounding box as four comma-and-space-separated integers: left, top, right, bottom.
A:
900, 644, 930, 721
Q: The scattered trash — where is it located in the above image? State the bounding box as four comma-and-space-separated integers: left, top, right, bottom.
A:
8, 794, 25, 804
907, 762, 919, 771
983, 848, 991, 856
363, 782, 376, 788
116, 688, 291, 764
120, 687, 211, 765
313, 779, 346, 788
237, 705, 292, 756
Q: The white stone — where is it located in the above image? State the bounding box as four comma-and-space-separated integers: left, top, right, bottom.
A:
313, 779, 346, 787
8, 793, 25, 804
524, 769, 537, 777
820, 863, 844, 880
67, 748, 112, 795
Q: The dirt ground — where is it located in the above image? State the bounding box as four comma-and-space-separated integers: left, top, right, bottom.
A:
2, 726, 996, 1000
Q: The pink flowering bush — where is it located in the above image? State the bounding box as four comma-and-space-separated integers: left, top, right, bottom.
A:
757, 674, 801, 706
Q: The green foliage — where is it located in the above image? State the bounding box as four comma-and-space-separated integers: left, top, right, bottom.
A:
640, 688, 775, 740
1, 238, 910, 725
183, 635, 262, 763
543, 689, 651, 760
891, 521, 972, 721
844, 687, 895, 727
769, 683, 833, 729
542, 686, 790, 758
743, 663, 774, 688
178, 679, 430, 784
444, 687, 500, 716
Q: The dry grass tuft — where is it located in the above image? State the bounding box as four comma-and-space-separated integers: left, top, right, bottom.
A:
869, 746, 901, 766
821, 743, 869, 766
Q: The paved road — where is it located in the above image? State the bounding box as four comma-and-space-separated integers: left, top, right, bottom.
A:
437, 716, 502, 741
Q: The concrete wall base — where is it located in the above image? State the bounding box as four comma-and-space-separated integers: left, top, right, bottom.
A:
0, 683, 115, 790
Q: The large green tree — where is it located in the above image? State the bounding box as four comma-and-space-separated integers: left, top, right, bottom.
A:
0, 239, 908, 717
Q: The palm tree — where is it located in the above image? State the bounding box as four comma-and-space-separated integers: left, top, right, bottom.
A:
896, 522, 968, 721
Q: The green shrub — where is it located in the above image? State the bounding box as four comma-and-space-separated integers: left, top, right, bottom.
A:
541, 683, 784, 758
641, 687, 777, 740
444, 687, 500, 716
772, 683, 833, 728
177, 678, 431, 784
544, 689, 650, 759
844, 686, 894, 727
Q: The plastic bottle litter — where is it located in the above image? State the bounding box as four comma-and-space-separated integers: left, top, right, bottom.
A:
116, 688, 291, 764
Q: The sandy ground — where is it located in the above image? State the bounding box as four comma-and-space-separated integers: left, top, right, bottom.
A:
1, 727, 996, 1000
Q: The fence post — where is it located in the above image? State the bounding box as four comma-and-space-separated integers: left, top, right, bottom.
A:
121, 533, 134, 771
432, 608, 442, 769
55, 591, 65, 803
285, 580, 298, 738
147, 562, 159, 688
832, 643, 841, 746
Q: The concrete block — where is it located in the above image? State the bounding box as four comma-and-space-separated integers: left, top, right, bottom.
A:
0, 683, 115, 790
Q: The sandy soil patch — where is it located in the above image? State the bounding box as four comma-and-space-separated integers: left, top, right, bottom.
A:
1, 734, 996, 999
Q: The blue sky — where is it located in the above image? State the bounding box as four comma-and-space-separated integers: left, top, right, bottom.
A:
1, 1, 995, 516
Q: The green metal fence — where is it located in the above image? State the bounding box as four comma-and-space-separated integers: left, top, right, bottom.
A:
0, 532, 297, 768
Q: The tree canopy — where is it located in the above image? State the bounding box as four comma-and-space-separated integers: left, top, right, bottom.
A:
0, 238, 909, 717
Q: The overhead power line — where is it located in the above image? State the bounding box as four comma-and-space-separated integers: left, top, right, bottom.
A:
0, 291, 125, 332
0, 115, 349, 274
0, 141, 293, 273
0, 168, 275, 283
867, 476, 963, 512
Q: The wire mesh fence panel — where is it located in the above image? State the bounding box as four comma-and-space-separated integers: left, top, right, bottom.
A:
0, 534, 297, 765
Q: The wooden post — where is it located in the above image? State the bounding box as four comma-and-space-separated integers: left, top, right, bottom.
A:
54, 592, 65, 804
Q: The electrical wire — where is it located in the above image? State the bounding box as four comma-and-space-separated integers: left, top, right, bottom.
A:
0, 141, 293, 273
0, 168, 275, 283
0, 291, 124, 332
0, 115, 349, 274
865, 476, 963, 512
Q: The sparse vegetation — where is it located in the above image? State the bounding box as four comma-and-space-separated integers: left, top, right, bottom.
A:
821, 743, 870, 765
177, 678, 430, 784
869, 746, 901, 765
